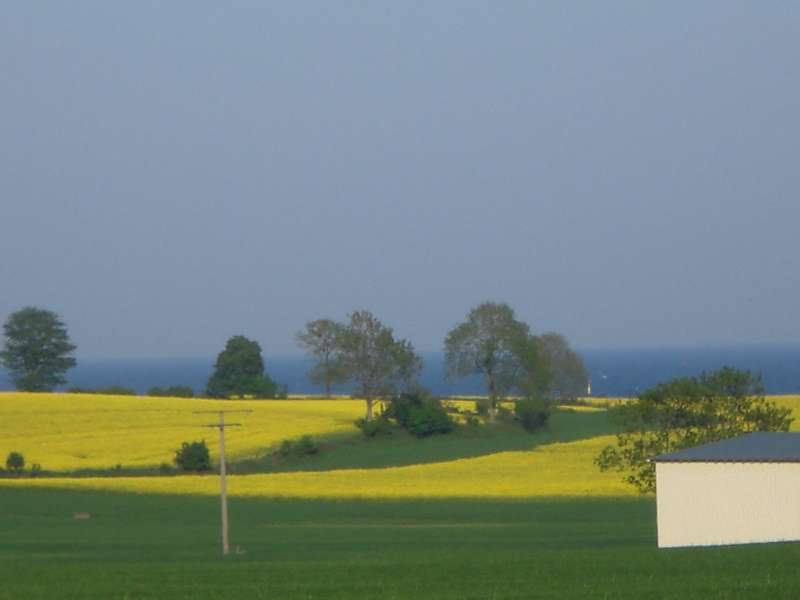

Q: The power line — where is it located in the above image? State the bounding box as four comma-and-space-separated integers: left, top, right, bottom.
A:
194, 409, 252, 556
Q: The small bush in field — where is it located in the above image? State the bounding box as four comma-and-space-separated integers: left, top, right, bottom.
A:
355, 416, 394, 437
388, 393, 455, 438
515, 398, 551, 433
174, 440, 211, 472
277, 439, 295, 456
275, 435, 321, 459
296, 435, 320, 455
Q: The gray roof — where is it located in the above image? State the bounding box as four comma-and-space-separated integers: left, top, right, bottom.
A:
651, 432, 800, 463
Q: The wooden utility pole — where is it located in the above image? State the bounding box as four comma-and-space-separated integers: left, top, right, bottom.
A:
194, 409, 252, 556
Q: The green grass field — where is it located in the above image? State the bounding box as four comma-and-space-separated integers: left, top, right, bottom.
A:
232, 409, 615, 474
2, 487, 799, 599
5, 395, 800, 597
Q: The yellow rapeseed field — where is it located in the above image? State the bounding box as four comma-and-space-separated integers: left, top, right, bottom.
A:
3, 393, 798, 500
0, 393, 363, 470
768, 395, 800, 429
0, 435, 633, 499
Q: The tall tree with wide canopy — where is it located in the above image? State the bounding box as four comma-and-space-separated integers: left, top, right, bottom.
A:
337, 310, 422, 421
538, 332, 588, 401
443, 302, 533, 420
296, 318, 347, 398
0, 307, 77, 391
206, 335, 282, 398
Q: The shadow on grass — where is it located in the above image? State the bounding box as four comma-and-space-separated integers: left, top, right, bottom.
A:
1, 409, 616, 479
229, 409, 616, 474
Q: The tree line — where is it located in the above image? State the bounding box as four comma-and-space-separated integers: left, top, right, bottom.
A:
3, 306, 794, 493
296, 302, 588, 421
0, 303, 588, 419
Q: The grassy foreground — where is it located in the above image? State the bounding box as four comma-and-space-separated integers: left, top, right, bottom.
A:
2, 487, 800, 599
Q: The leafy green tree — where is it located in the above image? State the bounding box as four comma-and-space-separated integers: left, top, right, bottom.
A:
538, 332, 588, 402
5, 451, 25, 473
595, 367, 793, 493
296, 318, 347, 398
0, 307, 77, 391
509, 333, 551, 400
444, 302, 532, 421
337, 310, 422, 421
206, 335, 283, 398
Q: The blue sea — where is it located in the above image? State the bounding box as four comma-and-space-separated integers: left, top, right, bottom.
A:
1, 345, 799, 396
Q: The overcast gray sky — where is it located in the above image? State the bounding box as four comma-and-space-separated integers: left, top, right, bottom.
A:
1, 2, 798, 358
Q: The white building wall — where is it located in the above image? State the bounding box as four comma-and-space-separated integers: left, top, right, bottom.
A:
656, 462, 800, 548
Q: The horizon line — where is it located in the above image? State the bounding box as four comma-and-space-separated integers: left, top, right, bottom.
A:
63, 340, 800, 362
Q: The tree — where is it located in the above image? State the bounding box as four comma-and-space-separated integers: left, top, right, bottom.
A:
296, 318, 347, 398
337, 310, 422, 421
5, 451, 25, 473
509, 332, 551, 400
443, 302, 532, 421
0, 307, 77, 391
595, 367, 793, 493
206, 335, 283, 398
538, 332, 588, 402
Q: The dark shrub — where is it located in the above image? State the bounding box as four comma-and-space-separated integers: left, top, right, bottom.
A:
5, 451, 24, 473
386, 393, 416, 427
277, 435, 321, 458
407, 402, 455, 437
355, 416, 394, 437
277, 439, 295, 456
496, 404, 514, 421
388, 393, 455, 438
515, 398, 551, 433
296, 435, 319, 455
30, 463, 42, 477
174, 440, 212, 472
